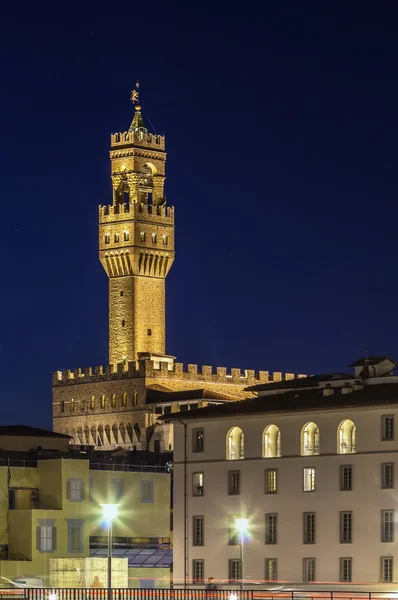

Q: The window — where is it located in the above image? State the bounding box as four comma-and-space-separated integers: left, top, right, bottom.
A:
193, 473, 204, 496
263, 425, 281, 457
162, 235, 168, 245
140, 480, 154, 504
111, 394, 116, 408
114, 233, 120, 242
122, 393, 127, 407
193, 559, 204, 583
303, 468, 315, 492
228, 514, 240, 546
265, 513, 277, 544
120, 290, 124, 296
338, 420, 356, 454
60, 401, 65, 413
105, 234, 110, 244
265, 469, 277, 494
70, 399, 75, 412
140, 580, 155, 589
90, 396, 95, 410
66, 478, 84, 502
228, 471, 240, 495
121, 319, 125, 328
301, 422, 320, 456
381, 557, 393, 583
147, 328, 152, 336
265, 558, 277, 581
382, 415, 394, 441
303, 558, 316, 582
304, 512, 316, 544
111, 478, 124, 502
228, 559, 241, 582
340, 557, 352, 582
124, 231, 129, 241
226, 427, 244, 460
340, 511, 352, 543
36, 520, 56, 553
193, 428, 204, 453
100, 395, 105, 409
382, 509, 394, 542
80, 400, 85, 411
67, 519, 84, 553
193, 516, 204, 546
140, 232, 146, 242
382, 463, 394, 489
340, 465, 353, 491
133, 391, 137, 406
151, 233, 157, 243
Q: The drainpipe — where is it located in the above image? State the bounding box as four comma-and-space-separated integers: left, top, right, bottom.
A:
175, 419, 188, 590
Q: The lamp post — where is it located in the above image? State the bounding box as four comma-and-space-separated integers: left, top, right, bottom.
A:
235, 518, 248, 592
101, 504, 119, 600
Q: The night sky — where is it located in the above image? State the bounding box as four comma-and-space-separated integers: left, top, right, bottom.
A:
1, 2, 398, 428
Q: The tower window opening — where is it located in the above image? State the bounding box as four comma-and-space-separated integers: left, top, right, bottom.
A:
114, 233, 120, 243
60, 401, 65, 413
124, 231, 129, 241
120, 291, 124, 297
140, 232, 146, 242
105, 234, 110, 244
90, 396, 95, 410
123, 191, 129, 204
100, 395, 105, 409
122, 393, 127, 407
151, 233, 157, 243
122, 319, 125, 327
162, 235, 168, 245
148, 328, 152, 336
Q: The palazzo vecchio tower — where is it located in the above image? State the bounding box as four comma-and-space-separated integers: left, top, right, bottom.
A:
52, 85, 300, 451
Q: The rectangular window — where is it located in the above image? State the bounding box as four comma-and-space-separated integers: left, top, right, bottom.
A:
228, 470, 240, 495
265, 558, 277, 581
382, 509, 394, 542
265, 513, 277, 544
111, 478, 124, 502
105, 234, 110, 244
340, 511, 352, 543
36, 520, 56, 553
381, 557, 393, 583
265, 469, 277, 494
340, 465, 353, 491
193, 516, 204, 546
303, 558, 316, 582
67, 519, 84, 553
66, 478, 84, 502
304, 512, 316, 544
140, 480, 154, 504
192, 559, 204, 583
193, 428, 204, 453
140, 231, 146, 242
304, 467, 315, 492
228, 514, 240, 546
382, 463, 394, 489
340, 557, 352, 582
114, 233, 120, 242
382, 415, 394, 441
124, 231, 129, 241
193, 473, 204, 496
228, 559, 241, 582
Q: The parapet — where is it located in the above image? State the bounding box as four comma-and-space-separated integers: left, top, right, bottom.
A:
111, 131, 165, 152
99, 202, 174, 224
53, 358, 306, 388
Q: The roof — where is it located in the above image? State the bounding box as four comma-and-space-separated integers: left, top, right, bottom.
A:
146, 387, 237, 404
161, 383, 398, 422
349, 356, 396, 367
90, 548, 172, 568
245, 373, 354, 392
0, 425, 71, 439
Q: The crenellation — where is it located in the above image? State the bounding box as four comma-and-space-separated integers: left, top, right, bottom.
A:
111, 130, 165, 151
201, 365, 213, 377
216, 367, 227, 380
188, 364, 198, 376
99, 202, 174, 224
258, 371, 269, 382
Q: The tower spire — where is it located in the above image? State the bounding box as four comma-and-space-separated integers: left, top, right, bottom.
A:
129, 81, 147, 132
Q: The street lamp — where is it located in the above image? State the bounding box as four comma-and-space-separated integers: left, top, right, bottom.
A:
101, 504, 120, 599
235, 518, 248, 591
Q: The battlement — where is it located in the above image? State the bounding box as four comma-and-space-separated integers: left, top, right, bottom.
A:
53, 358, 306, 388
111, 131, 165, 151
99, 202, 174, 224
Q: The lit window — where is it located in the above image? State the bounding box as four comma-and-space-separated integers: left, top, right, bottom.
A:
122, 393, 127, 408
382, 415, 394, 441
36, 521, 56, 553
111, 394, 116, 408
265, 469, 277, 494
133, 392, 137, 406
193, 473, 204, 496
162, 235, 168, 245
67, 478, 84, 502
100, 395, 105, 409
140, 232, 146, 242
228, 471, 240, 495
114, 233, 120, 242
105, 234, 110, 244
226, 427, 244, 460
90, 396, 95, 410
301, 422, 320, 455
124, 231, 129, 241
265, 558, 277, 582
70, 399, 75, 412
263, 425, 281, 458
338, 420, 356, 454
193, 559, 204, 584
151, 233, 157, 243
304, 468, 315, 492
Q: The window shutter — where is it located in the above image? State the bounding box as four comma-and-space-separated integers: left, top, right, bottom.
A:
52, 527, 57, 551
80, 481, 85, 500
66, 479, 71, 500
36, 527, 41, 551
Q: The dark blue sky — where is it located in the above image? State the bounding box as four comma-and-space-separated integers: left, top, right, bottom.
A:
1, 2, 398, 428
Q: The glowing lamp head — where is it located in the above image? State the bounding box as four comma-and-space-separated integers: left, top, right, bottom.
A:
101, 503, 119, 521
229, 594, 238, 600
235, 517, 248, 533
49, 594, 57, 600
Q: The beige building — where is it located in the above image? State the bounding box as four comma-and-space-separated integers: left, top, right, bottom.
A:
169, 356, 398, 587
52, 86, 304, 451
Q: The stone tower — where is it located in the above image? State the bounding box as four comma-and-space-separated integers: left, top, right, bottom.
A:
99, 84, 175, 364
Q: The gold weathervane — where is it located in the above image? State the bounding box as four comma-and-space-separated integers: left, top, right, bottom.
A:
130, 81, 140, 106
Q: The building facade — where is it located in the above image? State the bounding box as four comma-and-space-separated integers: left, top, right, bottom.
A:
52, 87, 304, 451
170, 357, 398, 586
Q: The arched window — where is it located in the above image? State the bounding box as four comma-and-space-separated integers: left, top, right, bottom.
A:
122, 319, 125, 328
100, 395, 105, 409
152, 233, 157, 243
140, 232, 146, 242
133, 391, 138, 406
111, 394, 116, 408
338, 419, 357, 454
226, 427, 244, 460
70, 399, 75, 412
90, 396, 95, 410
122, 393, 127, 407
301, 422, 320, 456
263, 425, 281, 458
